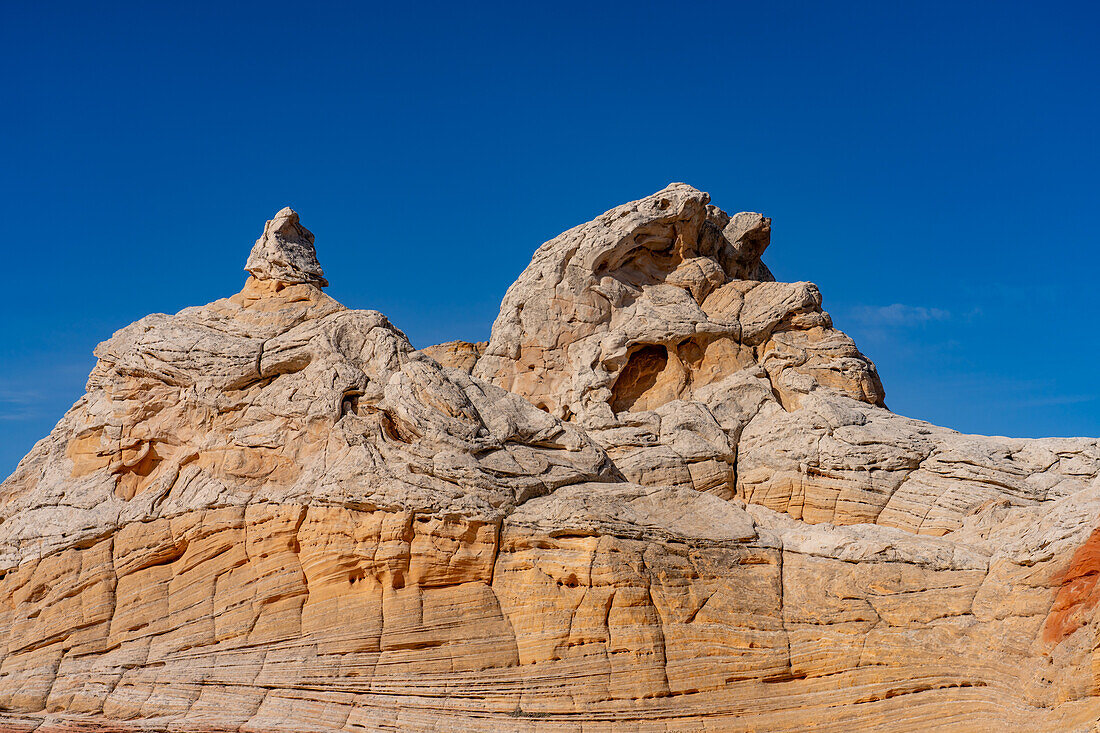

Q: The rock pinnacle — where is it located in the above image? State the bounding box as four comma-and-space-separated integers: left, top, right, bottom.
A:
244, 207, 328, 287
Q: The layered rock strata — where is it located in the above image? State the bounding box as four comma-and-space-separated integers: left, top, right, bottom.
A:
1, 186, 1098, 732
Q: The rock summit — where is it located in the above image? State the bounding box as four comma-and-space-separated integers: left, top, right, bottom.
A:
245, 206, 328, 287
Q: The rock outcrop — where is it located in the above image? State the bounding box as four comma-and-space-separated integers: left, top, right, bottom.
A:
1, 188, 1098, 732
245, 207, 329, 287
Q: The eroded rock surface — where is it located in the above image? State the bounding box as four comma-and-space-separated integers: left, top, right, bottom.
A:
1, 192, 1098, 732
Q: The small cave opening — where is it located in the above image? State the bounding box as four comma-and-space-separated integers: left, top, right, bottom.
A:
677, 337, 703, 366
557, 574, 580, 588
610, 344, 669, 413
340, 390, 361, 417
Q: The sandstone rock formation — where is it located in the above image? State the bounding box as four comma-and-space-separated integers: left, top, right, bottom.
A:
1, 187, 1098, 732
245, 207, 328, 287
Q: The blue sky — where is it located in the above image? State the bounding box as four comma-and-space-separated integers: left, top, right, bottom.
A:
2, 2, 1098, 478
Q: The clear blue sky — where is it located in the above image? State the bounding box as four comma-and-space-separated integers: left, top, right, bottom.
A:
2, 2, 1098, 478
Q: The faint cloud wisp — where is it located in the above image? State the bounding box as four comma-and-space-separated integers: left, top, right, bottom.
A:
1014, 394, 1097, 408
849, 303, 952, 327
0, 389, 39, 422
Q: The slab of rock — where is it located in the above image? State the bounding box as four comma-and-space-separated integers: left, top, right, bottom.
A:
1, 190, 1098, 732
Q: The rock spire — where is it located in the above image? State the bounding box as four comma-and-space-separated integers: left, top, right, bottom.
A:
244, 206, 328, 287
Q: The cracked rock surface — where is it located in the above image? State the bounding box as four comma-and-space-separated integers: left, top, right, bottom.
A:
1, 190, 1099, 732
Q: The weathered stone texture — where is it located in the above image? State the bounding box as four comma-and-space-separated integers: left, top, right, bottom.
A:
1, 192, 1098, 731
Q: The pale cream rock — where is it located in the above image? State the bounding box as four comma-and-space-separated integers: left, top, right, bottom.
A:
245, 206, 328, 286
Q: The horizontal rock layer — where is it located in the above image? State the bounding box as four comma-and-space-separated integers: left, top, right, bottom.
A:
1, 191, 1098, 732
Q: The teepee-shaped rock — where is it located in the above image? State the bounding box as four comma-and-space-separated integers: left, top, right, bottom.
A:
244, 206, 328, 286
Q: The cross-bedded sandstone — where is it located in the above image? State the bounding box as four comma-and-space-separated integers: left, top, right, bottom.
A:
1, 188, 1098, 732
